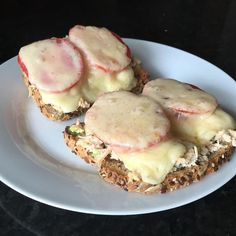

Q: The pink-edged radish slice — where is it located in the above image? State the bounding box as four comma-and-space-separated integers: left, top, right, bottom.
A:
110, 31, 132, 59
69, 25, 131, 73
85, 91, 170, 152
142, 78, 218, 116
18, 38, 84, 93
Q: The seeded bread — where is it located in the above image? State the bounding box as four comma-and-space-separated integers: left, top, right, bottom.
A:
64, 122, 235, 194
22, 63, 149, 121
64, 125, 97, 165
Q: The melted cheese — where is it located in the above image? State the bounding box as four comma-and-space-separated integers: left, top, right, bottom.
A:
169, 108, 236, 145
39, 66, 136, 112
142, 79, 217, 115
40, 82, 83, 113
81, 66, 136, 103
69, 25, 131, 72
113, 140, 186, 184
19, 39, 83, 92
85, 91, 170, 150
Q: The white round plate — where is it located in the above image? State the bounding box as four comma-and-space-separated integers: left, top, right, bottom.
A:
0, 39, 235, 215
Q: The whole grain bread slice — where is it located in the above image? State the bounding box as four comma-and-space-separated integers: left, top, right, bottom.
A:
64, 122, 235, 194
22, 62, 149, 121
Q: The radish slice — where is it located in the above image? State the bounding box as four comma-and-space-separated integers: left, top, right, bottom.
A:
69, 25, 131, 73
85, 91, 170, 152
110, 31, 132, 59
142, 78, 218, 116
18, 55, 28, 77
18, 38, 84, 93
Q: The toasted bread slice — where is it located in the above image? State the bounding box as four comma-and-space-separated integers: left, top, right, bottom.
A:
64, 122, 235, 194
22, 62, 149, 121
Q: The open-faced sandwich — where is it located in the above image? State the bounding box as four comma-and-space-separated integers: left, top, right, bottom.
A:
18, 25, 149, 121
64, 78, 236, 193
64, 88, 235, 194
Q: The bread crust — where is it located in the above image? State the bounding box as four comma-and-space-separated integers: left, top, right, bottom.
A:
21, 63, 149, 121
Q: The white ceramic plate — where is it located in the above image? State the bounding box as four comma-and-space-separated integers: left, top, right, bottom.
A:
0, 39, 235, 215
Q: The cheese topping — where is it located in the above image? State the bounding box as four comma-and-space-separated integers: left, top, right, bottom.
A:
40, 66, 136, 112
113, 140, 186, 184
39, 82, 84, 113
85, 91, 170, 151
19, 39, 83, 93
143, 79, 217, 115
81, 66, 136, 103
69, 25, 131, 72
169, 108, 236, 145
